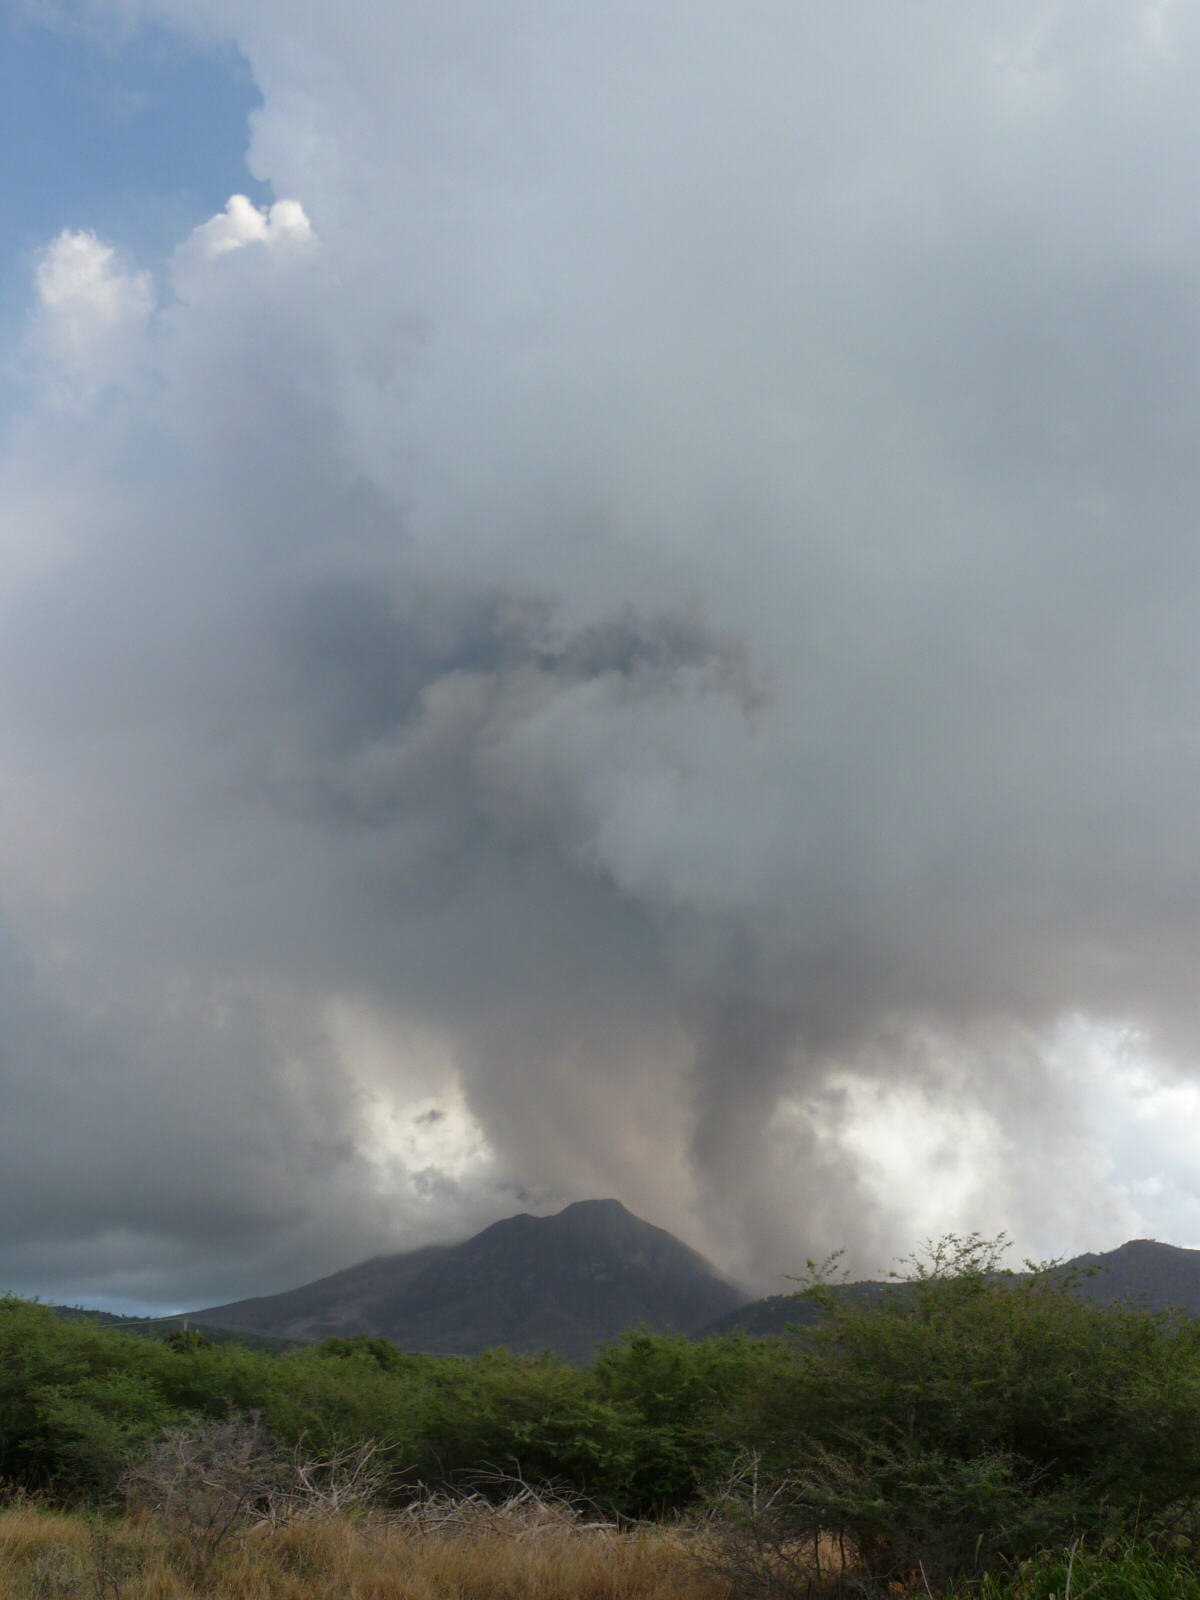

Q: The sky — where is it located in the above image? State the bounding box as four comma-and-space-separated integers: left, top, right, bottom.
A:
0, 6, 267, 360
5, 0, 1200, 1314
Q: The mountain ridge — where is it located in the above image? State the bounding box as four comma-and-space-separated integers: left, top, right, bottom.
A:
191, 1198, 746, 1361
698, 1235, 1200, 1339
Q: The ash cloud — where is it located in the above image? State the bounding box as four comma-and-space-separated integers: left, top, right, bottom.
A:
5, 2, 1200, 1302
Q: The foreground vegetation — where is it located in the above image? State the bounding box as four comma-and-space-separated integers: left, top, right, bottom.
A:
7, 1237, 1200, 1595
0, 1502, 730, 1600
6, 1501, 1200, 1600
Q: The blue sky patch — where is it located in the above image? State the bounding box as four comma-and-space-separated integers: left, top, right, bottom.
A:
0, 8, 268, 335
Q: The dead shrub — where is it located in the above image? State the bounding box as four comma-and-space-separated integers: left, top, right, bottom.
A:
120, 1414, 391, 1582
384, 1476, 621, 1544
696, 1454, 857, 1600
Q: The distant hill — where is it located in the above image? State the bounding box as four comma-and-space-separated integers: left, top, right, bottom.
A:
1064, 1238, 1200, 1314
697, 1237, 1200, 1339
191, 1199, 748, 1362
697, 1278, 890, 1339
47, 1304, 293, 1351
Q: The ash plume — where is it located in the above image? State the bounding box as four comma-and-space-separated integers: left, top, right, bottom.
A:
4, 1, 1200, 1304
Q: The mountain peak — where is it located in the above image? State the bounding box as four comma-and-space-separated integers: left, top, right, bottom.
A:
560, 1197, 630, 1217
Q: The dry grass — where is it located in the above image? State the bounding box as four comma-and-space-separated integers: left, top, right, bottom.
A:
0, 1509, 92, 1564
0, 1504, 736, 1600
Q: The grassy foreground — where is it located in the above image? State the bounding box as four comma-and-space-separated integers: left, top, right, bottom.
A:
6, 1509, 1200, 1600
0, 1505, 732, 1600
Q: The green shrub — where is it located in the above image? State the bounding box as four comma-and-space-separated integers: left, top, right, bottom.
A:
712, 1236, 1200, 1589
593, 1330, 787, 1513
972, 1542, 1200, 1600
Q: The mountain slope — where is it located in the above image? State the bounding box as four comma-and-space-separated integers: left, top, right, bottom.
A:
193, 1199, 747, 1360
697, 1237, 1200, 1339
1065, 1238, 1200, 1314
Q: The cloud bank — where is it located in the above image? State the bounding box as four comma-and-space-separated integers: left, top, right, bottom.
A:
6, 1, 1200, 1305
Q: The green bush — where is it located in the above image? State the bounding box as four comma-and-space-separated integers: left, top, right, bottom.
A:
593, 1330, 788, 1513
714, 1236, 1200, 1589
0, 1300, 660, 1510
972, 1542, 1200, 1600
0, 1299, 186, 1495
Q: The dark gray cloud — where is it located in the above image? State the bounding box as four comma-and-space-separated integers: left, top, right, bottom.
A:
5, 1, 1200, 1305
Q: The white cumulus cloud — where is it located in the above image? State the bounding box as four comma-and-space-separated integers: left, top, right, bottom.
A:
30, 229, 154, 400
187, 194, 314, 261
